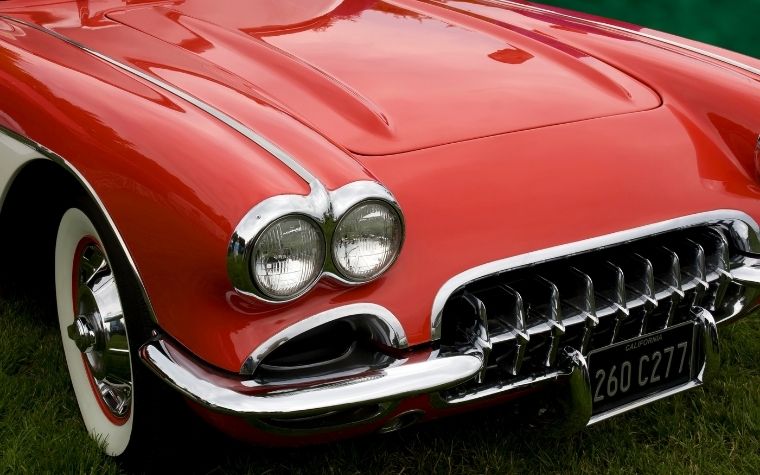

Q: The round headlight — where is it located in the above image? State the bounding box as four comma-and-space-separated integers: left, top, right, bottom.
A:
332, 201, 403, 281
251, 215, 325, 300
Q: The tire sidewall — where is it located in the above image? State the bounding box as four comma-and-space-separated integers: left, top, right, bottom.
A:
55, 207, 135, 456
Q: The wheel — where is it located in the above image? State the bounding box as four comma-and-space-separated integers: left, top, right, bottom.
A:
54, 205, 149, 456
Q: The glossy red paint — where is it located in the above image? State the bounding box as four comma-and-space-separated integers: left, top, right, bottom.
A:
1, 0, 759, 391
105, 0, 661, 155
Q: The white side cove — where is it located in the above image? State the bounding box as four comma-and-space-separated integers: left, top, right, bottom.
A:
0, 131, 37, 211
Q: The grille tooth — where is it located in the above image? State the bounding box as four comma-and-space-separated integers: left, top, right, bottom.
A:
639, 246, 685, 330
668, 240, 709, 324
473, 285, 528, 375
474, 285, 525, 343
609, 255, 658, 339
440, 292, 493, 384
693, 228, 732, 311
536, 276, 564, 366
579, 261, 629, 345
651, 247, 685, 299
466, 292, 491, 383
570, 268, 599, 353
509, 277, 564, 369
683, 239, 709, 294
631, 255, 658, 310
542, 267, 598, 353
597, 262, 627, 313
694, 228, 730, 276
568, 268, 598, 326
499, 286, 529, 375
440, 292, 490, 349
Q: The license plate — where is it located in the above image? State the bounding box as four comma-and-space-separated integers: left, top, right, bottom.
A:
588, 322, 696, 415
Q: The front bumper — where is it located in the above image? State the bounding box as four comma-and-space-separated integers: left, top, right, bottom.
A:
140, 212, 760, 439
140, 338, 485, 420
141, 306, 724, 434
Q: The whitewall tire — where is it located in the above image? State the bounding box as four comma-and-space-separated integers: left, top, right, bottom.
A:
55, 208, 134, 456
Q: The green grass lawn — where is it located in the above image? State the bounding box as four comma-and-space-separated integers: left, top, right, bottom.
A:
2, 298, 759, 474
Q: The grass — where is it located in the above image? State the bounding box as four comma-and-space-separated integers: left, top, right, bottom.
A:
1, 296, 759, 474
0, 300, 121, 475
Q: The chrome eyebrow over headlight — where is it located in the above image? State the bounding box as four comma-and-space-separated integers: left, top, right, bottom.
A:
227, 181, 405, 303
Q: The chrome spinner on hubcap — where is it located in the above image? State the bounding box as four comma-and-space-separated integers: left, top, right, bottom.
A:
66, 242, 132, 419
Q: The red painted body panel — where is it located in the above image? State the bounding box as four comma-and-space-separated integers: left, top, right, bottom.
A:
104, 0, 660, 155
1, 0, 759, 392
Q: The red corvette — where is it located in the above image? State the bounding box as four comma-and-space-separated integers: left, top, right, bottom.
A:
1, 0, 759, 457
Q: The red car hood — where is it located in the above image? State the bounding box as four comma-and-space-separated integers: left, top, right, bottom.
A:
97, 0, 660, 155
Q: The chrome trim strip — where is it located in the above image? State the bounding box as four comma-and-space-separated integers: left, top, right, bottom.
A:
140, 334, 484, 419
431, 210, 760, 340
240, 303, 409, 375
227, 180, 405, 303
0, 15, 323, 189
0, 126, 158, 323
491, 1, 760, 78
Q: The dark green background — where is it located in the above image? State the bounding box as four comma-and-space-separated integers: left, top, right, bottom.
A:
545, 0, 760, 58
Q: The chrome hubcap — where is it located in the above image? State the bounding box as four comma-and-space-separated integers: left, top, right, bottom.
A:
67, 316, 97, 353
66, 242, 132, 419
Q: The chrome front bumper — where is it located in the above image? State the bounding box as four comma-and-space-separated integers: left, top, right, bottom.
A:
140, 212, 760, 434
141, 306, 726, 431
140, 338, 486, 419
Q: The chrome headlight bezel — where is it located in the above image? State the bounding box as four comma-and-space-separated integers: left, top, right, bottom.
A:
227, 181, 405, 303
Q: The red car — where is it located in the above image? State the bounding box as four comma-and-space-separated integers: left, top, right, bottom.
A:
1, 0, 759, 457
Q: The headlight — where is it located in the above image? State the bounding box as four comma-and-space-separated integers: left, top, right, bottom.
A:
251, 215, 325, 300
332, 200, 403, 282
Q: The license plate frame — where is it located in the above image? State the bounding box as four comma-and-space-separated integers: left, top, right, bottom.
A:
588, 321, 697, 416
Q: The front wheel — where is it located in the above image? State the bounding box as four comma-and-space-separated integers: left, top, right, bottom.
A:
54, 207, 141, 456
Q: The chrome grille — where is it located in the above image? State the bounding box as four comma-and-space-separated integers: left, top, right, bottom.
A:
438, 225, 739, 401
